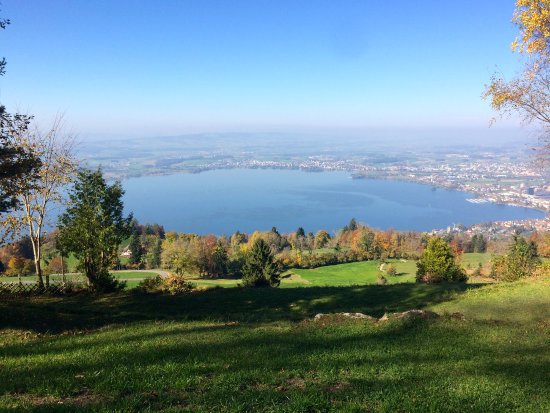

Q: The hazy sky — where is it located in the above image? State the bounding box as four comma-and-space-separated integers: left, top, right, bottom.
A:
0, 0, 530, 138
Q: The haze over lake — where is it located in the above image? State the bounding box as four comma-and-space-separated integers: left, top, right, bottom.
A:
122, 169, 545, 234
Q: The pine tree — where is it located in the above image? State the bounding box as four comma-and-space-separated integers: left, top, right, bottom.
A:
211, 240, 228, 277
416, 237, 467, 283
498, 235, 540, 281
242, 238, 280, 287
128, 233, 143, 265
150, 238, 162, 268
57, 168, 132, 291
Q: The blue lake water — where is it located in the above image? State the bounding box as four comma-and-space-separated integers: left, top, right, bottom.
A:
122, 169, 545, 234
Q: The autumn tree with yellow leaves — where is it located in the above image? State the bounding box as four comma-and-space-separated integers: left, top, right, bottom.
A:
485, 0, 550, 162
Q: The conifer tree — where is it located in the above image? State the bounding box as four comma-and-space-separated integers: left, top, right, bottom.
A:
57, 169, 132, 291
242, 238, 280, 287
416, 237, 467, 283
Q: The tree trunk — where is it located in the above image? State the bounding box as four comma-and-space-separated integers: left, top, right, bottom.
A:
34, 255, 44, 288
35, 258, 44, 289
61, 255, 66, 285
29, 232, 44, 289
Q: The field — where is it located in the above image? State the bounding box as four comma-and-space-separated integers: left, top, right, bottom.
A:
0, 274, 548, 412
286, 259, 416, 286
0, 271, 159, 288
460, 252, 492, 270
0, 254, 497, 292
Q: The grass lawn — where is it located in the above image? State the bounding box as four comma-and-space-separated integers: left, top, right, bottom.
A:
0, 271, 159, 288
184, 260, 417, 289
287, 260, 416, 287
0, 277, 548, 412
461, 252, 492, 270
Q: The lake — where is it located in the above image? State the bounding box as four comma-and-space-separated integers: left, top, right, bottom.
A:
122, 169, 545, 234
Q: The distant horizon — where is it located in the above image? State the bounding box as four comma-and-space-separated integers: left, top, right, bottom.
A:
75, 126, 541, 148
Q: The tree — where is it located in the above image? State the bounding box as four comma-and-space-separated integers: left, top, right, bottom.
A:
492, 234, 540, 281
295, 227, 305, 238
2, 116, 76, 287
46, 256, 68, 276
0, 113, 41, 217
128, 232, 143, 265
5, 255, 32, 284
242, 238, 280, 287
211, 240, 228, 277
416, 237, 467, 283
314, 230, 331, 249
347, 218, 358, 231
471, 234, 487, 253
57, 169, 132, 291
0, 10, 8, 76
0, 8, 41, 217
484, 1, 550, 163
150, 238, 162, 268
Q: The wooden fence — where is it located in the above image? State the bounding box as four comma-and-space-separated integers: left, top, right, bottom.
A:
0, 281, 85, 296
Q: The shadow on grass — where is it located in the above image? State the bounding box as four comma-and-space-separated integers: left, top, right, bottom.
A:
0, 283, 482, 333
1, 314, 548, 412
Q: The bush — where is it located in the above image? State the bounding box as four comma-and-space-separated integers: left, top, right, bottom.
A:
136, 274, 194, 295
491, 236, 540, 281
376, 274, 388, 285
386, 263, 398, 276
137, 275, 164, 293
416, 237, 467, 283
472, 263, 483, 277
89, 271, 126, 292
533, 261, 550, 277
163, 274, 194, 294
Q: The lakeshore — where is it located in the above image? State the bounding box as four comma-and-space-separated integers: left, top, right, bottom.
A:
122, 169, 545, 235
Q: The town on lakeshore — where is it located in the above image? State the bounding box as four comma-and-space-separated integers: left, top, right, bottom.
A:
82, 135, 550, 236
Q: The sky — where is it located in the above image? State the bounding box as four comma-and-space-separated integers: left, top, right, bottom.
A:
0, 0, 532, 139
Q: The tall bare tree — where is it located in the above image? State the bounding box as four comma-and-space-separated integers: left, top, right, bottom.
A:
4, 116, 77, 287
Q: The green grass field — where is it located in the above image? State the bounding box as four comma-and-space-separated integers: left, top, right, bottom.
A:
0, 275, 548, 412
0, 271, 159, 287
460, 252, 492, 269
287, 259, 416, 286
0, 253, 493, 290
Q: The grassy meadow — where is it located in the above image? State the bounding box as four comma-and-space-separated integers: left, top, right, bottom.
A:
1, 272, 549, 411
0, 253, 493, 290
0, 271, 159, 288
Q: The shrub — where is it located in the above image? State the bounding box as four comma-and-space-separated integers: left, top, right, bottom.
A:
416, 237, 467, 283
376, 274, 388, 285
491, 235, 540, 281
533, 261, 550, 277
88, 271, 126, 292
137, 275, 164, 293
386, 263, 398, 276
472, 263, 483, 277
163, 274, 194, 294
